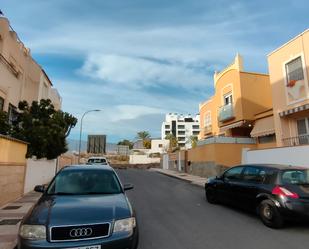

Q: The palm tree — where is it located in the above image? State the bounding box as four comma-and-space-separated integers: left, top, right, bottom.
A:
189, 135, 198, 148
136, 131, 150, 140
136, 131, 151, 149
165, 133, 178, 152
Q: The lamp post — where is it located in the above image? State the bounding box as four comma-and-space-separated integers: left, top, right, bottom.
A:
78, 109, 101, 163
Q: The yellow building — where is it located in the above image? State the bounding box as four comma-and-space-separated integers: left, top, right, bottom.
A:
268, 29, 309, 147
199, 54, 275, 148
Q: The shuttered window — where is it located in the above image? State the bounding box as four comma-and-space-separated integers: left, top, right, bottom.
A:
286, 57, 304, 84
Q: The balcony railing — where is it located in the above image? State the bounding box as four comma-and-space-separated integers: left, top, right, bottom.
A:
204, 125, 212, 135
197, 136, 256, 146
218, 104, 234, 122
282, 135, 309, 146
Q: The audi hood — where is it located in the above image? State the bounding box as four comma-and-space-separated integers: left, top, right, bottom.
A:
22, 194, 133, 226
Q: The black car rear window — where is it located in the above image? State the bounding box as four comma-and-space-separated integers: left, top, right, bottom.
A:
88, 158, 107, 164
281, 169, 309, 185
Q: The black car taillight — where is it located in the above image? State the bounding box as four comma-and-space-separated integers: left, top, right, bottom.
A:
272, 186, 299, 199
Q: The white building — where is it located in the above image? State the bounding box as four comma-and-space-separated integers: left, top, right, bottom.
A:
149, 139, 169, 154
161, 113, 200, 148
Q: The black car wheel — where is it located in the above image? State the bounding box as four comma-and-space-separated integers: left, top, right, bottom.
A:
206, 188, 218, 204
258, 199, 284, 228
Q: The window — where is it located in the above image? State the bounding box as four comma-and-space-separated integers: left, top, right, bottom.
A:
204, 112, 211, 127
158, 144, 163, 148
258, 134, 276, 144
165, 131, 170, 135
165, 125, 170, 129
224, 166, 244, 181
243, 167, 264, 183
8, 104, 18, 124
281, 170, 309, 185
0, 97, 4, 111
193, 131, 200, 135
47, 169, 122, 195
224, 92, 233, 106
178, 131, 185, 135
178, 125, 185, 129
192, 125, 200, 129
285, 57, 304, 86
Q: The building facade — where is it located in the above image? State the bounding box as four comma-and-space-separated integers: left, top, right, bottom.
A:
199, 54, 275, 149
161, 113, 200, 148
268, 29, 309, 147
0, 16, 61, 122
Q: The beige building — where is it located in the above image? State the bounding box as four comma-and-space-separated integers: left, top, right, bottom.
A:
268, 29, 309, 147
0, 17, 61, 122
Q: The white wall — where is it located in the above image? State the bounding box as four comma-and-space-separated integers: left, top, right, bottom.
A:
149, 139, 169, 154
24, 158, 57, 193
129, 155, 160, 164
242, 145, 309, 167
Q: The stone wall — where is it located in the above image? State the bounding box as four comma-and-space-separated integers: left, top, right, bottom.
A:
187, 161, 228, 178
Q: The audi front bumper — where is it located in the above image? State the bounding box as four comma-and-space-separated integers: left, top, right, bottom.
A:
18, 229, 138, 249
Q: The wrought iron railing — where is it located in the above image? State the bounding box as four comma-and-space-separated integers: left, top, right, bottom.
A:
282, 135, 309, 146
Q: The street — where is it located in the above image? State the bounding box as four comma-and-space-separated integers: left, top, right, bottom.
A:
117, 169, 309, 249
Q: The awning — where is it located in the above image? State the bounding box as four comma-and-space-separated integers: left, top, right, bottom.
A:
279, 104, 309, 117
220, 120, 244, 132
250, 116, 275, 137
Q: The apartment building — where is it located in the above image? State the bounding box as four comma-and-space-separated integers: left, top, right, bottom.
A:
199, 54, 275, 149
161, 113, 200, 148
268, 29, 309, 147
0, 16, 61, 122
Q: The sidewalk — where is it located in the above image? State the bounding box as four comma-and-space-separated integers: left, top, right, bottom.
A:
150, 168, 207, 187
0, 192, 41, 249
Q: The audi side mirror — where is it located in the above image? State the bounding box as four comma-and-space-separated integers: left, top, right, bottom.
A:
34, 185, 45, 193
123, 183, 134, 191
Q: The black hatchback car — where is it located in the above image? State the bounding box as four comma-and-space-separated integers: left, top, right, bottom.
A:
205, 164, 309, 228
18, 165, 138, 249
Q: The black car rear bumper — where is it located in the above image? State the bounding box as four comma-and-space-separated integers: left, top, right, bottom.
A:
278, 199, 309, 220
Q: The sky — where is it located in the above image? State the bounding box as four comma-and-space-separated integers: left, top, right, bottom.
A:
1, 0, 309, 143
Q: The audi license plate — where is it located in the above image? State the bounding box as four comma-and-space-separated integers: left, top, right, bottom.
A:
67, 246, 101, 249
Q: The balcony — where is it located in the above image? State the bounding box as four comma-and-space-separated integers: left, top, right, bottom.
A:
282, 135, 309, 146
218, 104, 234, 122
204, 125, 212, 135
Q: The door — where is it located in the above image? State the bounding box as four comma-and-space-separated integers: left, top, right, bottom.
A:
237, 166, 265, 210
297, 118, 309, 145
216, 166, 244, 204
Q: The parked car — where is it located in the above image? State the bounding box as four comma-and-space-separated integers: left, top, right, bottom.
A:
205, 164, 309, 228
18, 165, 138, 249
87, 156, 109, 165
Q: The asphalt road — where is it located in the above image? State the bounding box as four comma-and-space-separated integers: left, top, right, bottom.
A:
117, 169, 309, 249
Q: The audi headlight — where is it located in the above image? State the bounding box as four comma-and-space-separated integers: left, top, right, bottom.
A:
113, 218, 136, 234
19, 225, 46, 240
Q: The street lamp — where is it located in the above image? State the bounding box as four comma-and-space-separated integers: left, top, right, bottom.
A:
78, 109, 101, 163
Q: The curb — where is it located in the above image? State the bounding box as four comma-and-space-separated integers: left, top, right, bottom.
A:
150, 169, 205, 188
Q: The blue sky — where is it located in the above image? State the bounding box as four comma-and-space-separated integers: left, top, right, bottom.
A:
1, 0, 309, 143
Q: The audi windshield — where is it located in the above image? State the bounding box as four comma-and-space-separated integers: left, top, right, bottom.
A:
47, 169, 122, 195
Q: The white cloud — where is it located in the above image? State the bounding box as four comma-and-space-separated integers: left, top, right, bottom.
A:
80, 54, 210, 89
